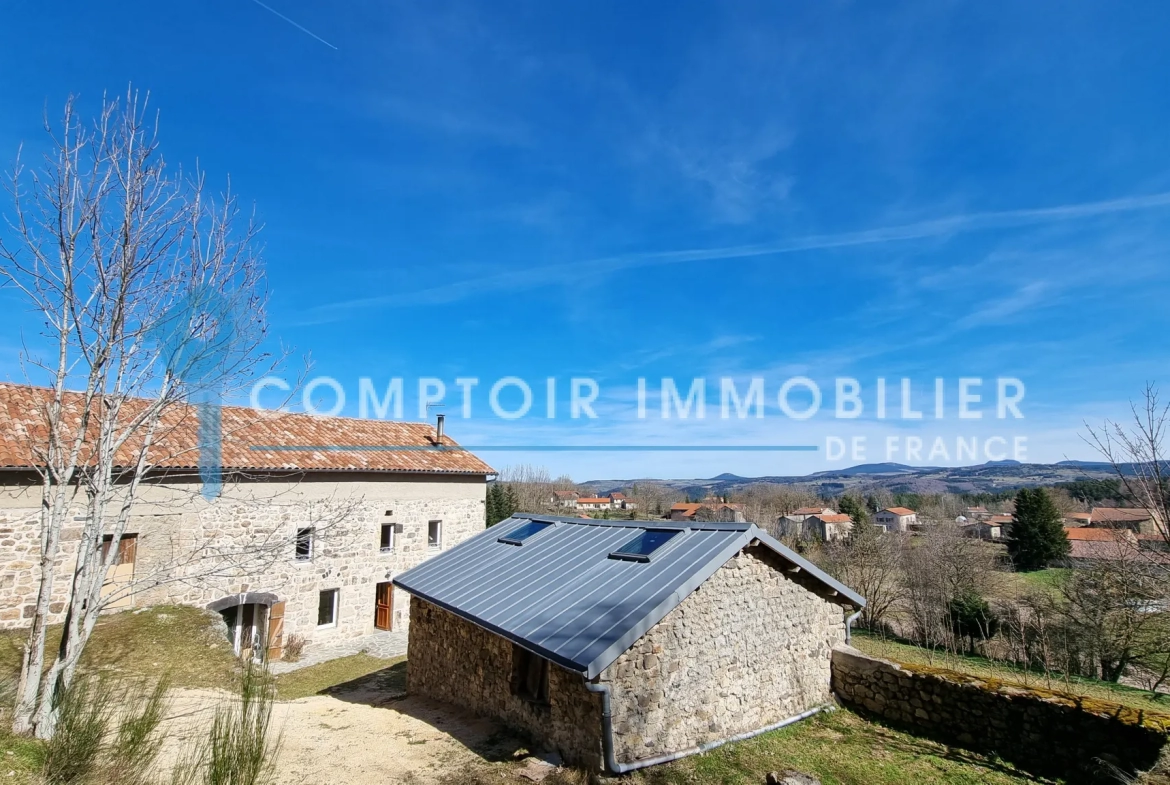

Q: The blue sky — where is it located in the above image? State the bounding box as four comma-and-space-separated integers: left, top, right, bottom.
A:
2, 1, 1170, 480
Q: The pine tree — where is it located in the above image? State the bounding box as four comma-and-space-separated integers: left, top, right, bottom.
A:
1006, 488, 1070, 571
838, 494, 870, 525
504, 484, 519, 519
485, 484, 501, 527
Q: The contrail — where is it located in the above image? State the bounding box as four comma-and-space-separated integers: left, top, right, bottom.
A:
303, 189, 1170, 320
249, 0, 338, 50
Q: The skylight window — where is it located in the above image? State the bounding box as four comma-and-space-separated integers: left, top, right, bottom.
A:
609, 529, 682, 562
497, 520, 553, 546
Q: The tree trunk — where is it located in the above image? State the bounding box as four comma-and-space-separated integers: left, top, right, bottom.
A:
11, 490, 69, 735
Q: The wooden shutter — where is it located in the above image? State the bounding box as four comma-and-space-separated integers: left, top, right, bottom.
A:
266, 601, 285, 662
394, 523, 404, 534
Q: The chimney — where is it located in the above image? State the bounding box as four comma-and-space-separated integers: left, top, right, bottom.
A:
436, 413, 445, 442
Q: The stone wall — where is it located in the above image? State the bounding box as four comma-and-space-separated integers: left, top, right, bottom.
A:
406, 597, 603, 768
0, 472, 486, 647
832, 645, 1170, 783
599, 545, 846, 766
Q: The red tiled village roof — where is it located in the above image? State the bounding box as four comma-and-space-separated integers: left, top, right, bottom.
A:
0, 383, 494, 476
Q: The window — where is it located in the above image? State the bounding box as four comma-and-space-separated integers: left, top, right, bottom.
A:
510, 644, 549, 705
317, 588, 338, 627
609, 529, 682, 562
295, 527, 313, 561
379, 523, 402, 553
428, 520, 442, 549
100, 533, 138, 565
497, 520, 552, 546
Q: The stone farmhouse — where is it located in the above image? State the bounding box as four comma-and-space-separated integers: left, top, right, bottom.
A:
0, 384, 493, 660
775, 507, 835, 538
805, 513, 854, 541
395, 514, 864, 772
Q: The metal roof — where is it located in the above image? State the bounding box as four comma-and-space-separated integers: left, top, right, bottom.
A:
393, 514, 865, 679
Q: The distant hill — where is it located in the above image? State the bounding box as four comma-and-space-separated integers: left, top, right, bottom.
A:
581, 460, 1122, 497
809, 462, 921, 477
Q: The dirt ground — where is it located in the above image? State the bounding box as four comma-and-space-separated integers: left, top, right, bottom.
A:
160, 670, 527, 785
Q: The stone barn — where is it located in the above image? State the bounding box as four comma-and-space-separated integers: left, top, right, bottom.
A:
394, 514, 865, 773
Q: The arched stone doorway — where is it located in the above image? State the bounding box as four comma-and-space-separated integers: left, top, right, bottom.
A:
207, 593, 284, 662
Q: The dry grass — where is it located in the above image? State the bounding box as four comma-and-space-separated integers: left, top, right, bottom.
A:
274, 654, 406, 701
443, 709, 1046, 785
0, 606, 239, 692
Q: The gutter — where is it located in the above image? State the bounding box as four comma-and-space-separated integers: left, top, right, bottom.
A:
845, 608, 863, 644
585, 680, 828, 774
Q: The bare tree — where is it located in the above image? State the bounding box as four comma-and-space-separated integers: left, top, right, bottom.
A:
901, 523, 997, 651
0, 91, 271, 737
819, 524, 904, 632
1084, 383, 1170, 550
497, 464, 571, 513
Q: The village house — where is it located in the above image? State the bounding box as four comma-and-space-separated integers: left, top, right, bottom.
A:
806, 513, 855, 542
965, 514, 1011, 541
1088, 507, 1165, 536
576, 497, 614, 511
0, 384, 493, 660
874, 507, 917, 532
775, 507, 836, 538
607, 492, 636, 511
550, 490, 579, 509
394, 514, 864, 772
668, 501, 743, 523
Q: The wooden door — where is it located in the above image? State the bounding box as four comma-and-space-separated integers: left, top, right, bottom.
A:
374, 582, 394, 631
100, 534, 138, 610
266, 601, 285, 662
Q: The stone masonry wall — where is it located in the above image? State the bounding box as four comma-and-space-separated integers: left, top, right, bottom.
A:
406, 597, 603, 768
600, 545, 846, 766
832, 645, 1170, 783
0, 473, 485, 649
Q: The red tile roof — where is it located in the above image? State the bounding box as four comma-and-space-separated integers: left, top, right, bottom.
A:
0, 383, 494, 476
988, 515, 1014, 524
882, 507, 916, 516
793, 506, 830, 516
1091, 507, 1154, 522
814, 514, 854, 523
1068, 538, 1170, 564
577, 498, 612, 505
1064, 527, 1133, 542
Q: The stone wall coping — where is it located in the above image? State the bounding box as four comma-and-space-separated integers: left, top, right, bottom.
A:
832, 644, 1170, 733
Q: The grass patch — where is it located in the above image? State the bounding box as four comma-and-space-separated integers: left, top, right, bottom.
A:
993, 568, 1071, 599
0, 727, 45, 785
852, 631, 1168, 714
449, 709, 1042, 785
635, 709, 1040, 785
0, 605, 239, 691
275, 654, 406, 700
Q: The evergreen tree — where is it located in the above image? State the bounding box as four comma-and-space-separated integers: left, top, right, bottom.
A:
948, 590, 1000, 654
838, 494, 870, 525
1006, 488, 1070, 570
486, 483, 517, 527
485, 484, 502, 527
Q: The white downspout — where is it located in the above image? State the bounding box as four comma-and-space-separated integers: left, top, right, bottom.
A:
845, 607, 863, 644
